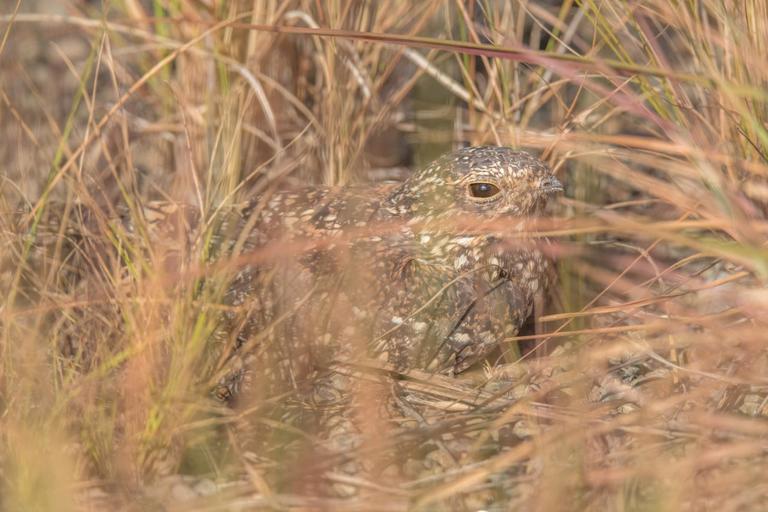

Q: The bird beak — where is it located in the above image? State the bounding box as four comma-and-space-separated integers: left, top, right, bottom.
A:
540, 175, 564, 195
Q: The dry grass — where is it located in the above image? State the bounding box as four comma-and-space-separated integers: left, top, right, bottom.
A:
2, 0, 768, 510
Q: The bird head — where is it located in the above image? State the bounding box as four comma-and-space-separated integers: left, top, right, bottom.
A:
387, 146, 562, 225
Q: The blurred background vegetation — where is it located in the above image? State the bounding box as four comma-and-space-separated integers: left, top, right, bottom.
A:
2, 0, 768, 510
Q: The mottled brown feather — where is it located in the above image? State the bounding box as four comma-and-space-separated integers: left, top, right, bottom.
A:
214, 146, 562, 380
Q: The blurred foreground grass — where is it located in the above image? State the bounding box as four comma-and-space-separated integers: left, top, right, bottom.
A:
2, 0, 768, 510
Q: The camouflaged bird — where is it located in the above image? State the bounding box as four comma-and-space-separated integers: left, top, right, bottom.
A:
18, 146, 561, 387
10, 146, 561, 488
210, 145, 563, 384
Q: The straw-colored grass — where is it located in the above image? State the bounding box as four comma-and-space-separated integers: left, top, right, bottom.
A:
2, 0, 768, 510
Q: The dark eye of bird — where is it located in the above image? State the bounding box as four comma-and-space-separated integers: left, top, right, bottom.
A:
468, 182, 501, 199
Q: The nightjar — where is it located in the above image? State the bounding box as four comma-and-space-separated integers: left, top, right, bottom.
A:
212, 145, 563, 384
17, 146, 561, 390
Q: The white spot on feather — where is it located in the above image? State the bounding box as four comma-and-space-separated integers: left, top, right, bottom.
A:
454, 333, 471, 344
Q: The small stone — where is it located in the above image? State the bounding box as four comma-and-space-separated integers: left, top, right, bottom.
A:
170, 481, 197, 502
192, 478, 218, 496
512, 420, 539, 439
739, 394, 764, 416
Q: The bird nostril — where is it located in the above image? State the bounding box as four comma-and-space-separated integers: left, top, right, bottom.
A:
540, 176, 564, 194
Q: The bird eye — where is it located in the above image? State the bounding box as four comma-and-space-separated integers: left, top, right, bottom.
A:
468, 182, 501, 199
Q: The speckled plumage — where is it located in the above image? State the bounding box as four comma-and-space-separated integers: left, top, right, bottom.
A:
20, 146, 561, 389
212, 146, 563, 380
12, 146, 562, 486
